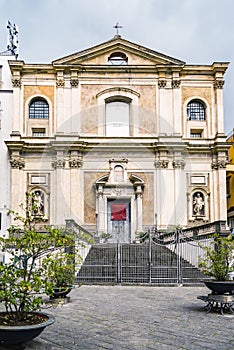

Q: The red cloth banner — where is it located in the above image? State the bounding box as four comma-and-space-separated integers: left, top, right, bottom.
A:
111, 204, 127, 221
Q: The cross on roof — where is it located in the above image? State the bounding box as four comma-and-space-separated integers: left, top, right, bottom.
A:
113, 22, 123, 36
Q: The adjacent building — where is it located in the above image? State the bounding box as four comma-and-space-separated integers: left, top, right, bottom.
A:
5, 35, 230, 242
227, 130, 234, 230
0, 51, 15, 237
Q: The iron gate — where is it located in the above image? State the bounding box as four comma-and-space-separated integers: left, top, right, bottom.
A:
77, 233, 213, 284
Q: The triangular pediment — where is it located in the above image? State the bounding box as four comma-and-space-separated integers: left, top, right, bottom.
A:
52, 36, 185, 66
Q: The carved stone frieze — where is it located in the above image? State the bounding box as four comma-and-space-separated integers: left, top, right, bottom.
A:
70, 79, 79, 87
154, 160, 169, 168
56, 79, 65, 88
172, 160, 186, 169
10, 156, 25, 169
69, 157, 83, 168
214, 79, 225, 89
12, 78, 21, 88
52, 158, 65, 169
172, 80, 181, 89
158, 80, 167, 89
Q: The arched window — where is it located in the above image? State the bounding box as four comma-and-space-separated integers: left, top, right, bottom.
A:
105, 98, 130, 136
108, 52, 128, 65
29, 98, 49, 119
187, 99, 206, 121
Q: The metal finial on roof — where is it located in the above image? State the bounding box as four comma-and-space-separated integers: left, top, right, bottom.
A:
6, 20, 19, 59
113, 22, 123, 37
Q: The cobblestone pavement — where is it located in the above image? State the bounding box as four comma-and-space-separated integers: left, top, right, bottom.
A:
2, 285, 234, 350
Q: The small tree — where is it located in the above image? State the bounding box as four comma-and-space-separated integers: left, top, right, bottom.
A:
198, 234, 234, 281
0, 193, 76, 325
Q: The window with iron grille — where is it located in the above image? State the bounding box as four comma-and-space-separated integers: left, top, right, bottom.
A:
29, 98, 49, 119
190, 129, 203, 138
32, 128, 46, 137
187, 99, 206, 121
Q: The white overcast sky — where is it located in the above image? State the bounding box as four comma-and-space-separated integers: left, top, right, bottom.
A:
0, 0, 233, 134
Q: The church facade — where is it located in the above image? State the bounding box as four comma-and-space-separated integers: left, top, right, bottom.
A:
6, 35, 229, 242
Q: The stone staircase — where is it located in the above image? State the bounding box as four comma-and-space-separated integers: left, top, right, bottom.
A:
76, 243, 207, 285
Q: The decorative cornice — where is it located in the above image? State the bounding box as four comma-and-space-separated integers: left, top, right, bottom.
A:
10, 156, 25, 169
211, 160, 227, 169
52, 158, 65, 169
154, 160, 169, 168
69, 156, 83, 168
70, 79, 79, 87
12, 78, 21, 88
214, 79, 225, 89
172, 80, 181, 89
56, 79, 65, 88
158, 80, 167, 89
172, 160, 185, 169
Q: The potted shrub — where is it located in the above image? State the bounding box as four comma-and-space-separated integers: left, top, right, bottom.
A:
0, 193, 76, 347
198, 233, 234, 294
43, 250, 77, 299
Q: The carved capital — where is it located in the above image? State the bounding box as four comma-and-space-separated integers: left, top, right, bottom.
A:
70, 79, 79, 87
214, 79, 225, 89
69, 156, 83, 168
154, 160, 169, 168
172, 80, 181, 89
56, 79, 65, 88
211, 160, 227, 169
10, 156, 25, 169
172, 160, 185, 169
158, 80, 167, 89
12, 78, 21, 88
52, 158, 65, 169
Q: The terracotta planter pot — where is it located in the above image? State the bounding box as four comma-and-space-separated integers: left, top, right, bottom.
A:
0, 312, 55, 348
203, 280, 234, 295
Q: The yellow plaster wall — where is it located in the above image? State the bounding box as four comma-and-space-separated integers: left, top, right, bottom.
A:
80, 84, 156, 135
83, 172, 104, 224
24, 85, 54, 106
137, 85, 156, 134
80, 85, 99, 134
181, 87, 212, 106
137, 172, 154, 225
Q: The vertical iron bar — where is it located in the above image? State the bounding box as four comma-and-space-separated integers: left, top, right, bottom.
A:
148, 228, 152, 283
177, 230, 182, 284
117, 242, 121, 283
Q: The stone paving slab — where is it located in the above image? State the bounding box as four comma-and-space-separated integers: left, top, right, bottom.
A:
1, 285, 234, 350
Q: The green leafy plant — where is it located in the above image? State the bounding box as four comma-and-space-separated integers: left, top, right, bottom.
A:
0, 193, 76, 325
42, 251, 76, 295
198, 234, 234, 281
